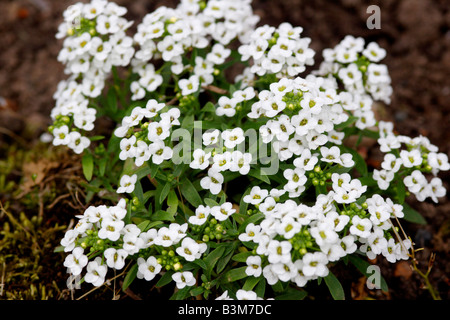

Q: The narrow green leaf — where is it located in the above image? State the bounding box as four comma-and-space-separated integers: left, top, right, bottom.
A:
204, 246, 226, 278
275, 288, 308, 300
156, 270, 174, 288
159, 182, 171, 204
81, 152, 94, 181
232, 251, 253, 263
248, 169, 271, 184
223, 266, 248, 283
151, 210, 174, 221
402, 203, 427, 225
180, 178, 202, 207
242, 276, 261, 291
122, 264, 138, 291
324, 272, 345, 300
348, 254, 389, 292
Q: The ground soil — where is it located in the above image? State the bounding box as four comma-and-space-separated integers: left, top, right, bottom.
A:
0, 0, 449, 300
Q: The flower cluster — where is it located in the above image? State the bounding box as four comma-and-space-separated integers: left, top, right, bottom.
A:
373, 121, 449, 202
53, 0, 448, 301
239, 23, 315, 77
315, 35, 392, 104
130, 0, 259, 100
237, 183, 411, 287
114, 100, 180, 166
51, 0, 134, 153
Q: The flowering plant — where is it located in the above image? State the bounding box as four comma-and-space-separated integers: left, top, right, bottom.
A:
52, 0, 449, 300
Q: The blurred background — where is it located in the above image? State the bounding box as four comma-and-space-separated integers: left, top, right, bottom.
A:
0, 0, 448, 299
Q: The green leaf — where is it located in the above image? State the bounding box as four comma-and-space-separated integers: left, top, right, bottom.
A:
81, 152, 94, 181
191, 259, 208, 270
159, 182, 171, 204
137, 220, 163, 232
275, 288, 308, 300
98, 156, 108, 177
180, 177, 202, 207
334, 116, 358, 130
122, 264, 138, 291
248, 169, 271, 184
402, 203, 427, 225
204, 198, 219, 207
204, 246, 226, 278
156, 270, 174, 288
242, 276, 261, 291
223, 266, 248, 283
324, 272, 345, 300
201, 102, 216, 113
232, 251, 253, 263
348, 255, 389, 292
151, 210, 174, 222
238, 213, 265, 233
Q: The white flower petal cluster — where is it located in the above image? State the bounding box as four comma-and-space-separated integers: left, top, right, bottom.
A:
315, 35, 392, 104
249, 76, 350, 160
372, 121, 449, 203
61, 197, 212, 288
114, 100, 180, 166
239, 22, 314, 78
130, 0, 259, 99
239, 187, 412, 287
51, 0, 135, 153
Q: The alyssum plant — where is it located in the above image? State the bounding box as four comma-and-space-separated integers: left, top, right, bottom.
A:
52, 0, 449, 300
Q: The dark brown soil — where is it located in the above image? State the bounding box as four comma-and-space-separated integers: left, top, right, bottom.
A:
0, 0, 448, 300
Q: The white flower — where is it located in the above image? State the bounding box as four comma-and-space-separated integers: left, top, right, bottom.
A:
310, 221, 339, 247
117, 174, 137, 193
301, 252, 329, 277
381, 153, 402, 172
154, 226, 178, 247
172, 271, 196, 289
400, 149, 422, 168
139, 228, 158, 248
236, 289, 261, 300
147, 120, 171, 142
98, 218, 124, 241
149, 140, 173, 164
144, 99, 165, 118
137, 256, 162, 281
202, 129, 220, 147
428, 177, 446, 203
349, 216, 372, 238
200, 169, 223, 195
363, 42, 386, 62
53, 125, 71, 146
179, 75, 200, 96
245, 256, 262, 277
403, 170, 427, 194
239, 223, 262, 243
293, 149, 319, 171
212, 152, 233, 172
104, 248, 128, 270
243, 186, 269, 205
119, 135, 137, 161
176, 237, 207, 262
63, 247, 88, 276
67, 131, 91, 154
229, 151, 252, 175
272, 261, 298, 282
216, 290, 233, 300
276, 216, 301, 239
373, 169, 394, 190
85, 257, 107, 287
267, 240, 292, 264
190, 149, 211, 170
189, 205, 211, 226
427, 152, 450, 174
221, 128, 245, 149
211, 202, 236, 221
122, 232, 144, 255
216, 96, 238, 117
